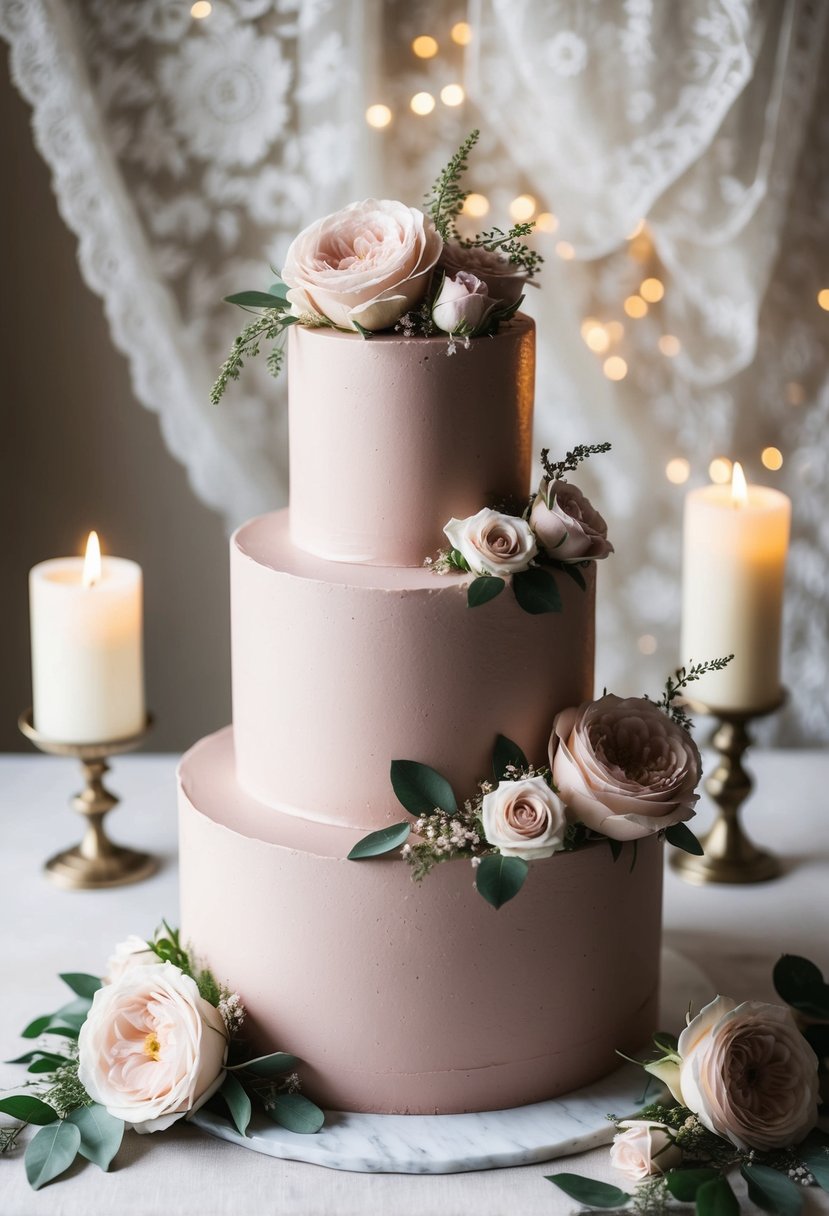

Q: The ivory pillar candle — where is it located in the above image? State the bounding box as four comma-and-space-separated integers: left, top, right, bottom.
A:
680, 464, 790, 711
29, 532, 145, 743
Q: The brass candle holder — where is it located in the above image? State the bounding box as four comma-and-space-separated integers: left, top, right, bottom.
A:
18, 708, 158, 890
670, 693, 785, 886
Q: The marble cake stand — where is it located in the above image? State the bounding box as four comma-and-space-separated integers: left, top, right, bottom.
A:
191, 948, 709, 1175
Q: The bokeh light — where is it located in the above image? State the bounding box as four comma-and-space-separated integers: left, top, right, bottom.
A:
462, 193, 490, 218
451, 21, 473, 45
365, 104, 392, 129
761, 446, 783, 470
440, 83, 465, 107
640, 277, 665, 303
555, 240, 575, 260
638, 634, 658, 655
509, 194, 537, 222
412, 35, 438, 58
603, 356, 628, 381
535, 212, 559, 233
410, 92, 436, 116
665, 457, 690, 484
658, 334, 681, 357
708, 457, 732, 484
190, 1, 212, 16
624, 295, 648, 319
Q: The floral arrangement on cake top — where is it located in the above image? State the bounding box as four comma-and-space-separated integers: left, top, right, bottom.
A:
547, 953, 829, 1216
349, 658, 732, 908
210, 130, 543, 403
0, 924, 323, 1191
430, 441, 614, 613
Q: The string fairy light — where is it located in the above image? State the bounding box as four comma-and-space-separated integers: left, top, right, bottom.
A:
190, 0, 212, 16
509, 194, 536, 222
624, 295, 648, 319
412, 35, 438, 58
665, 457, 690, 485
410, 92, 436, 116
462, 193, 490, 218
640, 277, 664, 303
440, 83, 465, 107
708, 457, 732, 484
761, 446, 783, 471
451, 21, 473, 45
603, 355, 627, 381
365, 104, 392, 129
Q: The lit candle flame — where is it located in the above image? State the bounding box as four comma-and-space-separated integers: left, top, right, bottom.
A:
82, 531, 102, 588
731, 462, 748, 507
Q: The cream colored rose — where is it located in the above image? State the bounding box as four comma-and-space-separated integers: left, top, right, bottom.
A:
678, 996, 819, 1150
481, 776, 567, 860
530, 479, 613, 562
281, 199, 443, 332
431, 271, 496, 336
444, 508, 537, 576
610, 1121, 682, 1181
78, 962, 228, 1134
440, 241, 528, 307
105, 935, 158, 984
549, 694, 701, 841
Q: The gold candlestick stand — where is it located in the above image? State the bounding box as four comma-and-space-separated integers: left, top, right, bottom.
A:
670, 693, 785, 886
18, 709, 158, 891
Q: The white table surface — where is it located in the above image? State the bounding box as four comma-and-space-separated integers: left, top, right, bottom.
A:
0, 749, 827, 1215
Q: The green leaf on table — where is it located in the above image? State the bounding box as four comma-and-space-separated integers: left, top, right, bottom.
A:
21, 1014, 53, 1040
696, 1175, 739, 1216
59, 973, 102, 1000
217, 1073, 251, 1137
266, 1092, 324, 1134
390, 759, 457, 815
741, 1164, 804, 1216
557, 561, 587, 591
665, 1168, 720, 1201
492, 733, 529, 782
0, 1095, 59, 1124
229, 1051, 299, 1077
224, 291, 291, 311
475, 854, 528, 910
67, 1104, 124, 1171
28, 1056, 69, 1074
512, 566, 563, 614
7, 1049, 63, 1065
665, 822, 704, 855
467, 575, 505, 607
25, 1121, 81, 1189
43, 1025, 80, 1040
773, 954, 829, 1019
803, 1149, 829, 1190
545, 1172, 632, 1207
347, 822, 411, 860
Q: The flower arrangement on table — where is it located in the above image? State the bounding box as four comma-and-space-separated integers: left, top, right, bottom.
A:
0, 926, 323, 1191
349, 659, 732, 908
547, 953, 829, 1216
211, 129, 542, 403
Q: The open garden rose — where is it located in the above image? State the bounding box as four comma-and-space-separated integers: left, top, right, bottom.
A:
431, 271, 496, 335
530, 479, 613, 562
610, 1121, 682, 1181
78, 962, 228, 1134
677, 995, 819, 1150
549, 694, 701, 841
440, 241, 528, 307
481, 776, 567, 860
281, 199, 443, 332
105, 935, 158, 983
444, 508, 537, 576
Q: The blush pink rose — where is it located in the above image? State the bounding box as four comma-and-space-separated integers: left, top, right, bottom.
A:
444, 508, 537, 576
610, 1121, 682, 1181
431, 271, 496, 336
481, 776, 567, 860
678, 996, 819, 1150
281, 199, 443, 332
530, 479, 613, 562
549, 694, 701, 841
105, 935, 158, 984
439, 241, 528, 307
78, 962, 228, 1134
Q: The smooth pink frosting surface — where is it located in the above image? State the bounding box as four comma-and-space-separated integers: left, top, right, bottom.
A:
287, 318, 535, 566
179, 728, 663, 1115
231, 510, 596, 830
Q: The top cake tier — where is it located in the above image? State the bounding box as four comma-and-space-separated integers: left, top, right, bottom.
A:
288, 316, 535, 567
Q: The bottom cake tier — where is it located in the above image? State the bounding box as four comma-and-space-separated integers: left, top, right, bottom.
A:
178, 728, 664, 1115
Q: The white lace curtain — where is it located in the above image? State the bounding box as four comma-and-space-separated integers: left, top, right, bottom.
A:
3, 0, 827, 742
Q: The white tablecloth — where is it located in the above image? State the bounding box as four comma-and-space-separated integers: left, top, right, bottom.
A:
1, 750, 827, 1215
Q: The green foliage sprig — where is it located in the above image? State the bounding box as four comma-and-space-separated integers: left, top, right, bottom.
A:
210, 307, 299, 405
461, 222, 544, 277
648, 657, 735, 733
540, 442, 613, 483
424, 128, 480, 241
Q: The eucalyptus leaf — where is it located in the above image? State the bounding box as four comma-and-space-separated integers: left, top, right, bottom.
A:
25, 1121, 81, 1190
21, 1014, 53, 1040
0, 1095, 59, 1125
218, 1073, 251, 1138
229, 1051, 299, 1077
773, 954, 829, 1018
512, 566, 563, 614
54, 998, 92, 1021
475, 854, 529, 910
557, 561, 587, 591
351, 320, 373, 339
803, 1150, 829, 1190
224, 291, 290, 310
266, 1092, 325, 1134
492, 733, 529, 781
665, 1168, 719, 1201
545, 1172, 631, 1208
59, 973, 102, 1000
696, 1175, 739, 1216
665, 822, 705, 856
741, 1164, 804, 1216
347, 822, 411, 860
467, 575, 505, 607
43, 1024, 80, 1040
67, 1104, 124, 1171
267, 280, 290, 300
390, 759, 457, 815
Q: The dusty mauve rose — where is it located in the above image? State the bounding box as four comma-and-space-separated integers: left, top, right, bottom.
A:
431, 271, 496, 335
281, 199, 442, 332
444, 508, 537, 576
610, 1121, 682, 1181
105, 935, 158, 984
530, 479, 613, 562
440, 241, 528, 307
78, 962, 228, 1134
482, 776, 567, 860
549, 694, 701, 841
678, 996, 819, 1150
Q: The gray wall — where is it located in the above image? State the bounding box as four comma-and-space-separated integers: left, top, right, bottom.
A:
1, 61, 231, 753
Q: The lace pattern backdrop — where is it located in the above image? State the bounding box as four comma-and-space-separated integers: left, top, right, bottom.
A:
2, 0, 827, 742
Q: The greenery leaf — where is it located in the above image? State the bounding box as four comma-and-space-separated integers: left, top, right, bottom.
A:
773, 954, 829, 1019
803, 1150, 829, 1190
67, 1104, 124, 1171
347, 822, 411, 860
803, 1023, 829, 1058
21, 1014, 53, 1040
224, 291, 290, 310
556, 561, 588, 591
545, 1173, 631, 1207
665, 1169, 720, 1201
229, 1051, 299, 1077
467, 575, 505, 607
218, 1074, 251, 1138
696, 1175, 739, 1216
492, 734, 529, 781
59, 973, 102, 1000
7, 1050, 62, 1065
29, 1056, 68, 1074
351, 320, 373, 339
25, 1121, 81, 1190
741, 1164, 804, 1216
665, 822, 705, 856
0, 1095, 59, 1125
652, 1031, 679, 1054
266, 1092, 325, 1134
512, 566, 563, 614
390, 760, 457, 815
476, 854, 529, 910
607, 838, 623, 862
267, 281, 290, 301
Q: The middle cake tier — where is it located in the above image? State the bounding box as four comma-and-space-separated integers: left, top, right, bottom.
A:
232, 510, 596, 830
